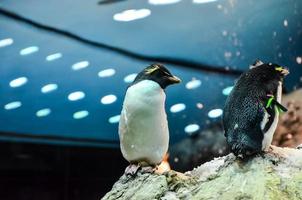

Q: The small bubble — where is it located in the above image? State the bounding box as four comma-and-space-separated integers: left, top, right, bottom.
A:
289, 37, 292, 42
222, 30, 228, 36
283, 19, 288, 27
217, 4, 222, 10
196, 103, 204, 109
224, 51, 232, 59
278, 52, 282, 58
273, 31, 277, 37
174, 157, 179, 163
236, 51, 240, 56
296, 57, 302, 64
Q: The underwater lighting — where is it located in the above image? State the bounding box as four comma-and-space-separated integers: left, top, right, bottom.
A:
170, 103, 186, 113
193, 0, 218, 4
184, 124, 200, 134
68, 91, 85, 101
283, 19, 288, 27
196, 103, 204, 109
46, 53, 62, 61
36, 108, 51, 117
9, 77, 28, 88
98, 68, 116, 78
124, 73, 137, 83
101, 94, 117, 105
20, 46, 39, 55
222, 86, 233, 96
0, 38, 13, 48
71, 61, 89, 71
113, 9, 151, 22
41, 84, 58, 93
4, 101, 22, 110
186, 79, 202, 89
149, 0, 181, 5
208, 108, 223, 118
108, 115, 121, 123
73, 110, 89, 119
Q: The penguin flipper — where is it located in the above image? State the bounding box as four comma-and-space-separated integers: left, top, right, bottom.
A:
265, 95, 287, 113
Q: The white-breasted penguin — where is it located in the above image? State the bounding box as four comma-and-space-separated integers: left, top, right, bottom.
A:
119, 64, 181, 174
223, 60, 289, 158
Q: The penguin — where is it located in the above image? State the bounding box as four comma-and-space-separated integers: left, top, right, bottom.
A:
223, 60, 289, 158
119, 63, 181, 175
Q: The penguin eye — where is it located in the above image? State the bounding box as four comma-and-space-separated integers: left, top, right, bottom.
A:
275, 67, 283, 72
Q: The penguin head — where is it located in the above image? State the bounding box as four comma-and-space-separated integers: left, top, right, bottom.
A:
249, 60, 289, 82
131, 64, 181, 89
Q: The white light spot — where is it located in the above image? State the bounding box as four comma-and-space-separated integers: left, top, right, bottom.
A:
224, 51, 232, 59
36, 108, 51, 117
217, 4, 222, 9
196, 103, 203, 109
234, 123, 238, 130
101, 94, 117, 104
98, 68, 116, 78
149, 0, 181, 5
273, 31, 277, 37
278, 52, 282, 58
186, 79, 202, 90
222, 30, 228, 36
113, 9, 151, 22
68, 91, 85, 101
296, 57, 302, 64
108, 115, 121, 123
0, 38, 13, 48
174, 157, 179, 163
170, 103, 186, 113
4, 101, 22, 110
283, 19, 288, 27
46, 53, 62, 61
193, 0, 217, 4
20, 46, 39, 56
131, 144, 135, 148
124, 73, 137, 83
73, 110, 89, 119
208, 108, 223, 118
222, 86, 233, 95
184, 124, 200, 134
9, 77, 28, 88
71, 61, 89, 71
41, 84, 58, 93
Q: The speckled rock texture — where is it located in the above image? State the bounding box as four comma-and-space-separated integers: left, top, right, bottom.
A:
102, 146, 302, 200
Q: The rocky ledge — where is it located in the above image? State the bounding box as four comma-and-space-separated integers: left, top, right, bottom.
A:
102, 146, 302, 200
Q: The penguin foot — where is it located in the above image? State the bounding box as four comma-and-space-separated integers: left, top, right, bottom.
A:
125, 164, 141, 176
140, 166, 156, 174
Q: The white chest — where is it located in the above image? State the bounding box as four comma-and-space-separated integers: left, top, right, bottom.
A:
119, 80, 169, 165
261, 81, 282, 150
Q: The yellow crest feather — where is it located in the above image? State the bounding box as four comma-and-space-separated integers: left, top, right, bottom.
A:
275, 67, 283, 71
145, 65, 160, 74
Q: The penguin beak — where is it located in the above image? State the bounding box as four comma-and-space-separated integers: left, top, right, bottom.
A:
281, 68, 289, 76
168, 75, 181, 84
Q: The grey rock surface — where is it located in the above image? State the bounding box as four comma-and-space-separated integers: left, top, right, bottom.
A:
102, 146, 302, 200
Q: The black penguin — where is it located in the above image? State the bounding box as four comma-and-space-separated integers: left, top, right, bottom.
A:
223, 60, 289, 158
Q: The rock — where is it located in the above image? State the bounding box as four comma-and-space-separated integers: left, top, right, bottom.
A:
273, 89, 302, 148
169, 124, 229, 172
102, 146, 302, 200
